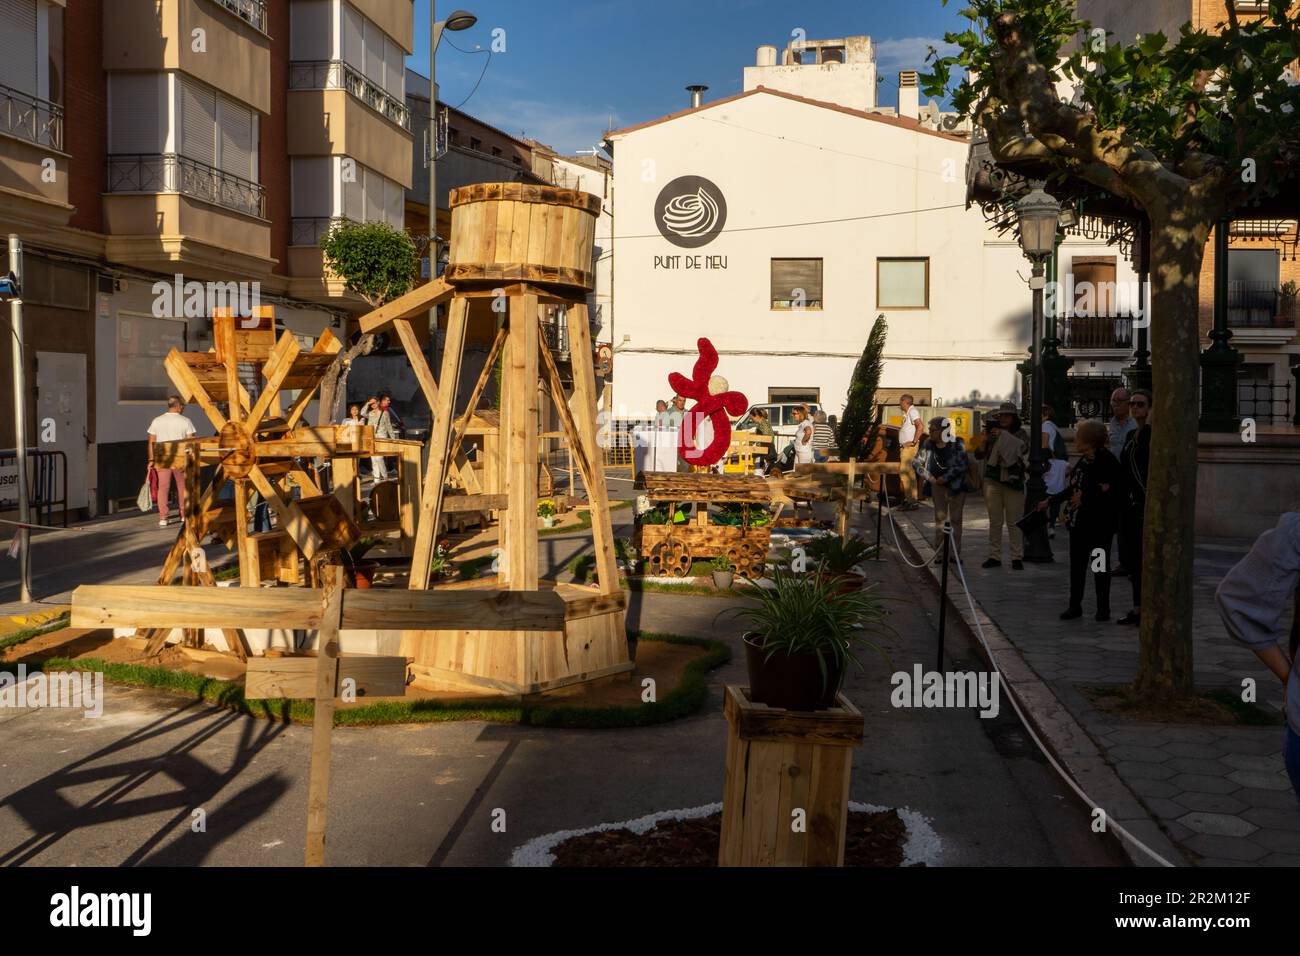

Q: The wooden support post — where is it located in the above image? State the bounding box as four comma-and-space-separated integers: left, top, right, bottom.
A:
332, 456, 358, 519
235, 480, 254, 588
563, 303, 620, 595
839, 459, 856, 544
398, 443, 421, 556
719, 686, 864, 867
304, 565, 344, 867
503, 291, 540, 590
393, 318, 439, 414
409, 296, 469, 589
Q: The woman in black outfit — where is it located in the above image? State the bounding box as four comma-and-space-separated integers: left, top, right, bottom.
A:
1116, 390, 1151, 626
1037, 419, 1121, 621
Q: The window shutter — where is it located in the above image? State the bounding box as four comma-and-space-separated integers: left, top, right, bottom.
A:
770, 258, 823, 307
0, 0, 38, 96
342, 159, 363, 220
217, 97, 255, 179
343, 4, 364, 71
363, 18, 385, 86
180, 78, 218, 166
109, 74, 162, 153
364, 166, 383, 223
877, 258, 928, 308
292, 157, 333, 217
385, 177, 403, 228
385, 37, 405, 98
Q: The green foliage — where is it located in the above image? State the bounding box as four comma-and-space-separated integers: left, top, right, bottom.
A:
838, 315, 888, 461
537, 498, 557, 518
709, 553, 733, 573
805, 533, 878, 575
640, 505, 670, 525
320, 220, 419, 307
567, 553, 597, 583
720, 567, 891, 688
36, 631, 730, 729
456, 554, 497, 580
347, 535, 381, 564
921, 0, 1300, 208
712, 503, 771, 527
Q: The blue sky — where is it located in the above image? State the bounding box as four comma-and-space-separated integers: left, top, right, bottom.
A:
410, 0, 965, 153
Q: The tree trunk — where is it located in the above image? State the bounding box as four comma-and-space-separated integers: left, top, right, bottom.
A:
1133, 206, 1214, 699
317, 333, 374, 426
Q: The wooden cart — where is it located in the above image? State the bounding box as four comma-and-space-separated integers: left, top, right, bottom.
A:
632, 472, 776, 579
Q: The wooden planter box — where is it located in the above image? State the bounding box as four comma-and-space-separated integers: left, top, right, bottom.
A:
719, 685, 864, 867
634, 522, 770, 578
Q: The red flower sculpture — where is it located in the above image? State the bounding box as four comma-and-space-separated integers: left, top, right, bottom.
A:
669, 337, 748, 467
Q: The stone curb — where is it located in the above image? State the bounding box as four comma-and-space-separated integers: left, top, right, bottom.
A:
883, 508, 1187, 868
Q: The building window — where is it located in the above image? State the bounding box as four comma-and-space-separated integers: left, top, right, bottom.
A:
1227, 248, 1282, 327
117, 313, 188, 402
876, 257, 929, 309
470, 137, 481, 151
512, 155, 521, 165
492, 146, 502, 157
342, 1, 405, 100
1069, 256, 1118, 317
448, 127, 459, 144
771, 258, 823, 309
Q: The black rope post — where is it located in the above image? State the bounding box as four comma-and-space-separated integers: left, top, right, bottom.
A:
875, 487, 884, 560
936, 522, 951, 672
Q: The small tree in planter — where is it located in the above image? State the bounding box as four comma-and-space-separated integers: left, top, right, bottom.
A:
709, 553, 735, 590
722, 567, 891, 711
805, 533, 877, 592
318, 220, 420, 425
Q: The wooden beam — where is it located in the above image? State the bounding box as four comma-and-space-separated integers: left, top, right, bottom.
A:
392, 318, 439, 416
357, 277, 455, 334
409, 296, 469, 589
562, 303, 621, 596
503, 292, 540, 591
244, 654, 408, 700
305, 565, 344, 867
448, 324, 507, 446
442, 493, 508, 513
215, 315, 243, 422
164, 351, 227, 432
247, 332, 301, 431
72, 584, 569, 631
398, 443, 421, 555
248, 465, 327, 559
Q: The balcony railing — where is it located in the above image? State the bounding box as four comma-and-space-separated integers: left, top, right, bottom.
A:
1228, 281, 1296, 328
542, 314, 570, 358
291, 216, 353, 247
1239, 379, 1293, 426
289, 60, 411, 131
107, 154, 266, 219
0, 83, 63, 150
1060, 315, 1134, 350
209, 0, 267, 33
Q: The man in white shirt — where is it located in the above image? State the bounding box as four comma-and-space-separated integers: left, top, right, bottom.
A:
147, 395, 197, 527
897, 394, 924, 510
792, 404, 815, 465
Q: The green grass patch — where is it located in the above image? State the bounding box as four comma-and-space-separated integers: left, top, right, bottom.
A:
30, 631, 730, 729
0, 615, 70, 655
1079, 683, 1284, 726
455, 554, 497, 580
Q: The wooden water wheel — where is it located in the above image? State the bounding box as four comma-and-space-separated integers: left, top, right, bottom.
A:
140, 309, 376, 660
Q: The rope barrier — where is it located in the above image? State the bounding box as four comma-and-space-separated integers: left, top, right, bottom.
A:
874, 483, 1176, 867
0, 517, 87, 533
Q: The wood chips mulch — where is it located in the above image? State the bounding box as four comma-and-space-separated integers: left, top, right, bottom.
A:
550, 808, 915, 867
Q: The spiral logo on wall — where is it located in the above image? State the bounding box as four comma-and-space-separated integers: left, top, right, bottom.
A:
654, 175, 727, 248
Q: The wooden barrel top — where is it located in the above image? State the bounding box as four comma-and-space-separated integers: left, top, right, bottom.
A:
449, 181, 602, 216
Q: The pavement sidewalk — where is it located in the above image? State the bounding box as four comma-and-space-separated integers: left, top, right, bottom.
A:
892, 497, 1298, 866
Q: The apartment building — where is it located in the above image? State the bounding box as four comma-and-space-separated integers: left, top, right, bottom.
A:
0, 0, 414, 516
1073, 0, 1300, 424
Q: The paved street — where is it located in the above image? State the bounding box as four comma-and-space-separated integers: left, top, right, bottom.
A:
0, 507, 1119, 867
895, 499, 1299, 866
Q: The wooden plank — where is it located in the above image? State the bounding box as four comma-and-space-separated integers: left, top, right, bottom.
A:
409, 296, 469, 589
244, 654, 408, 700
393, 317, 439, 419
442, 492, 508, 513
563, 303, 621, 596
164, 351, 227, 431
304, 565, 344, 867
446, 324, 507, 457
72, 585, 569, 631
503, 292, 539, 590
248, 466, 327, 560
357, 278, 455, 333
332, 455, 358, 519
398, 444, 420, 555
727, 686, 864, 746
247, 332, 300, 430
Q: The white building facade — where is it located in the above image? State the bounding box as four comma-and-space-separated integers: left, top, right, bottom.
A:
605, 40, 1137, 423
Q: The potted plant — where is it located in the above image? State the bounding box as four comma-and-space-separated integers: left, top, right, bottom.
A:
710, 553, 735, 590
537, 498, 558, 528
346, 536, 382, 588
804, 533, 876, 592
722, 567, 889, 711
614, 537, 639, 575
1281, 280, 1298, 323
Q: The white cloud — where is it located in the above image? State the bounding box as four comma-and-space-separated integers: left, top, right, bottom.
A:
873, 36, 960, 76
462, 96, 621, 154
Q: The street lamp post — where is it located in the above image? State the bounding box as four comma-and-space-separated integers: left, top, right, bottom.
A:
1016, 182, 1061, 563
428, 5, 477, 261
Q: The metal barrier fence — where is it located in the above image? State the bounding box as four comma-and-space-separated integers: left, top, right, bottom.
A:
0, 448, 68, 528
1240, 379, 1293, 426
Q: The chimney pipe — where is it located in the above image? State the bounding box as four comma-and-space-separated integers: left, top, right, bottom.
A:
898, 70, 920, 121
686, 84, 708, 108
